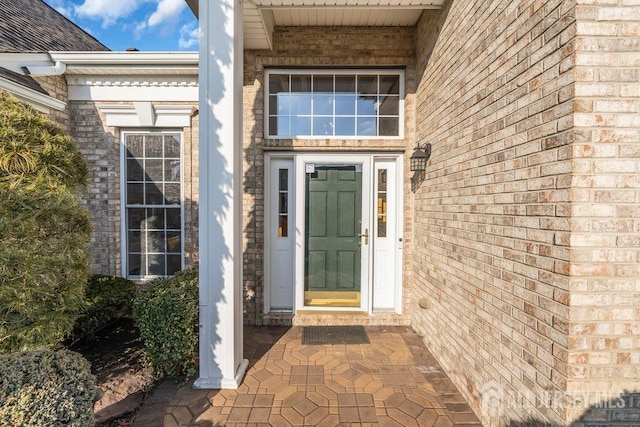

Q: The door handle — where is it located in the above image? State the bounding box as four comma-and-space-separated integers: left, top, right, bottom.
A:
358, 228, 369, 245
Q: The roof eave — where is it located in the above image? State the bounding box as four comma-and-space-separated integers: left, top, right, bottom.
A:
49, 51, 199, 76
0, 77, 66, 113
186, 0, 199, 18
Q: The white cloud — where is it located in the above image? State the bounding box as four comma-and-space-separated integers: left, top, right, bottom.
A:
55, 5, 75, 17
133, 21, 148, 39
44, 0, 75, 18
82, 26, 95, 36
148, 0, 186, 28
75, 0, 147, 28
178, 22, 199, 49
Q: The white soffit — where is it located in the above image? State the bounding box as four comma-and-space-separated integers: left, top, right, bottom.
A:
271, 8, 424, 26
187, 0, 445, 49
50, 52, 199, 76
244, 4, 443, 49
254, 0, 444, 6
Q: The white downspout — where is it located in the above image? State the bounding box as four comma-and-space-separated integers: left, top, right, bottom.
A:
21, 61, 66, 76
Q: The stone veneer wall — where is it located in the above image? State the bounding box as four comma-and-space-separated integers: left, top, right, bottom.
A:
243, 26, 416, 326
412, 1, 575, 425
33, 75, 69, 130
68, 101, 199, 276
568, 1, 640, 424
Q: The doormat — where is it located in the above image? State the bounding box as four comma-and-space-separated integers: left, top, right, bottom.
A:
302, 326, 370, 345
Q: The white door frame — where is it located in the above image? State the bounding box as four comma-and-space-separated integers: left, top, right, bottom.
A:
264, 152, 403, 315
295, 153, 372, 313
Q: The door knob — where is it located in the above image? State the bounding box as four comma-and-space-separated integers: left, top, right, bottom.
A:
358, 228, 369, 245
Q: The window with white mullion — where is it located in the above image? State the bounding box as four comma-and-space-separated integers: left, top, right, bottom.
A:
266, 69, 403, 138
123, 132, 183, 279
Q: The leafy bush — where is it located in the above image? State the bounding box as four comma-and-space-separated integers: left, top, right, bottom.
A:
0, 349, 95, 426
73, 274, 138, 340
0, 91, 91, 353
133, 269, 198, 379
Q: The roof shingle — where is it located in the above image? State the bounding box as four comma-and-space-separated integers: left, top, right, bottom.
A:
0, 0, 109, 52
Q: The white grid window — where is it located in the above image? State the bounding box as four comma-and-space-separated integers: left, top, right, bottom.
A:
266, 70, 404, 138
123, 132, 183, 279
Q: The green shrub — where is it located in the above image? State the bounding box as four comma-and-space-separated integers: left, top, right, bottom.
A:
0, 349, 95, 426
0, 91, 91, 353
73, 274, 138, 340
133, 269, 198, 379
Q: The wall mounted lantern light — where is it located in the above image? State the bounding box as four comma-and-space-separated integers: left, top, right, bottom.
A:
409, 143, 431, 172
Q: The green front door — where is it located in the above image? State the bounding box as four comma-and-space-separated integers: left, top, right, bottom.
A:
304, 164, 362, 307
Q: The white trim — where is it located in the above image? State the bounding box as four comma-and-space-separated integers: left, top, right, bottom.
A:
394, 155, 404, 314
49, 51, 199, 66
67, 77, 198, 102
119, 130, 186, 280
259, 9, 275, 50
99, 104, 196, 127
0, 52, 198, 77
0, 77, 66, 113
264, 68, 405, 140
0, 53, 52, 75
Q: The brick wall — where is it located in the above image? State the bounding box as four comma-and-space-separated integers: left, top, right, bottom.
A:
69, 101, 199, 277
33, 75, 69, 130
412, 1, 576, 425
569, 1, 640, 424
69, 101, 120, 275
244, 26, 416, 325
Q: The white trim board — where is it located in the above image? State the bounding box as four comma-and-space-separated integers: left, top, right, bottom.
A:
0, 77, 66, 113
68, 83, 198, 102
99, 103, 196, 127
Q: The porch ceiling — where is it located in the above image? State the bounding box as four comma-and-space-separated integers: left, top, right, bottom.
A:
185, 0, 444, 49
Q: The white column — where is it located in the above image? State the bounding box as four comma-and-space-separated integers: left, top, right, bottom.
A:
194, 0, 248, 389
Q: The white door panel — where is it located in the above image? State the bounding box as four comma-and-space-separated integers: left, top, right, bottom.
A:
268, 159, 294, 311
373, 160, 399, 311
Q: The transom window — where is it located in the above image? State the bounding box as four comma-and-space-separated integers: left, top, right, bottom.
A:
122, 132, 183, 279
266, 69, 404, 138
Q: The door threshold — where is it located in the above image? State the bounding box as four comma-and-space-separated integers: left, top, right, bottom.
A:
296, 310, 368, 316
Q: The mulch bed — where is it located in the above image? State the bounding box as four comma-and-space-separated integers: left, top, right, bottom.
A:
67, 318, 156, 427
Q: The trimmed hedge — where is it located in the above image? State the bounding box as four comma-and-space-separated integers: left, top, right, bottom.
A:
73, 274, 137, 340
133, 269, 198, 379
0, 91, 91, 353
0, 350, 95, 426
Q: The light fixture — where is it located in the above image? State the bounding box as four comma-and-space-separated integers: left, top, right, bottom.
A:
410, 143, 431, 172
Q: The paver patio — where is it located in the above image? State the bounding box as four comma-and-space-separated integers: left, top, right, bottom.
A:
134, 326, 482, 426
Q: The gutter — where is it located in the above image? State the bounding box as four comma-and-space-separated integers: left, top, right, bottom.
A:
21, 61, 66, 76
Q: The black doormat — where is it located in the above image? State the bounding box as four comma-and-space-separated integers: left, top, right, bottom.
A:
302, 326, 370, 345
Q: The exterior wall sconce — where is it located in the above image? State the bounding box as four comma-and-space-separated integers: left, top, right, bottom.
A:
410, 143, 431, 192
409, 143, 431, 172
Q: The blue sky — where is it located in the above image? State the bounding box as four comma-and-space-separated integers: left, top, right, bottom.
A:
43, 0, 199, 51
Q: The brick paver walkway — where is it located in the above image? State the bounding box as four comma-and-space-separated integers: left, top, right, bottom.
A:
134, 326, 482, 426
